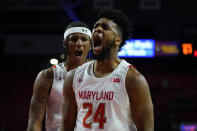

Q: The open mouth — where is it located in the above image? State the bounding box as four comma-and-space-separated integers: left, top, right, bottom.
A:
93, 35, 102, 47
75, 50, 83, 56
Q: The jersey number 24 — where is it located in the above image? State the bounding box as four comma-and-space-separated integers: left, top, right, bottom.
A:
83, 103, 107, 129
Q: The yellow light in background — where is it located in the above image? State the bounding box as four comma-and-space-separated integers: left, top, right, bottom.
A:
161, 45, 179, 54
182, 43, 193, 55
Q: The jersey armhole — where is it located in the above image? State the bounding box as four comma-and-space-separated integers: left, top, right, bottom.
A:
49, 67, 56, 97
120, 65, 132, 106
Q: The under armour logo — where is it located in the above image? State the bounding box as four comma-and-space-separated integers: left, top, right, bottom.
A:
82, 28, 87, 33
59, 76, 65, 80
77, 78, 82, 83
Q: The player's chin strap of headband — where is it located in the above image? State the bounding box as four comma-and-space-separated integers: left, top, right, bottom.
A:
64, 27, 92, 39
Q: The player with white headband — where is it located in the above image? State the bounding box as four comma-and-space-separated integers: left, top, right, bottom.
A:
64, 26, 92, 39
27, 21, 91, 131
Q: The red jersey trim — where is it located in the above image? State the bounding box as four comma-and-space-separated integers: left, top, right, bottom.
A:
52, 65, 56, 68
128, 65, 136, 69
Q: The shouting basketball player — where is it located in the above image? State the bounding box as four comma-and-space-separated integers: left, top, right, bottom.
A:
61, 9, 154, 131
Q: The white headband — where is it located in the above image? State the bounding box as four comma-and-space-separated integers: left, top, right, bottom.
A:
64, 27, 92, 39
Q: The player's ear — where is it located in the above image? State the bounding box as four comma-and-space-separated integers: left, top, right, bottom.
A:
62, 40, 66, 48
115, 36, 122, 46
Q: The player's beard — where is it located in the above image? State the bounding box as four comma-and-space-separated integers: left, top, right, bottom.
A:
92, 39, 115, 61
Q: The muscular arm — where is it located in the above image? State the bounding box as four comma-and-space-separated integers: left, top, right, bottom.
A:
27, 68, 53, 131
126, 67, 154, 131
61, 69, 77, 131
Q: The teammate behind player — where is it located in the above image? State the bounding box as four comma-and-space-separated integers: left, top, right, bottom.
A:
27, 21, 91, 131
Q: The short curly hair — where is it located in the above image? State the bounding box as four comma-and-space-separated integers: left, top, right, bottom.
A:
98, 9, 132, 49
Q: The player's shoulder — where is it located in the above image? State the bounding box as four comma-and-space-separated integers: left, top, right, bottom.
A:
126, 63, 145, 83
33, 67, 54, 93
121, 60, 140, 78
125, 63, 149, 92
37, 67, 54, 80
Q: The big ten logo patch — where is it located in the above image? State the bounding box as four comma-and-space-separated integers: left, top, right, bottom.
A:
113, 78, 120, 83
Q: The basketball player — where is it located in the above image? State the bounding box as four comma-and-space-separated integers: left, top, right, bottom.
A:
62, 9, 154, 131
27, 21, 91, 131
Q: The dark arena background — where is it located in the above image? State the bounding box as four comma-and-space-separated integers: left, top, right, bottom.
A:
0, 0, 197, 131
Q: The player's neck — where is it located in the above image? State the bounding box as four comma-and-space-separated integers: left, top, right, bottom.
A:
65, 57, 86, 71
93, 57, 121, 77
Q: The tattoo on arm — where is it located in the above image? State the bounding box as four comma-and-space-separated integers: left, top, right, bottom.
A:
27, 68, 53, 131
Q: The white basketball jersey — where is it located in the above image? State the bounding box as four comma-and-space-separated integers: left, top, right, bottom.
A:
73, 60, 137, 131
45, 63, 67, 131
